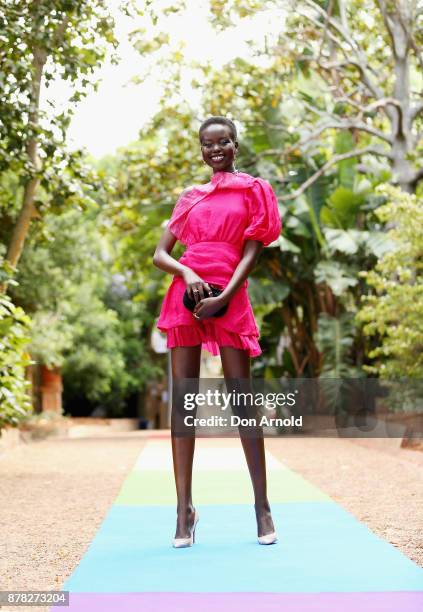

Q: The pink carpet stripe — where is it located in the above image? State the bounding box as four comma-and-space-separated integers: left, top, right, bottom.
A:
54, 591, 423, 612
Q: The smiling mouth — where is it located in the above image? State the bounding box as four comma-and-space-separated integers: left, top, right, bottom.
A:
210, 154, 225, 162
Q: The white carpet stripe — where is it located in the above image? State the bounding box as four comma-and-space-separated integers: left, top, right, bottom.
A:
134, 440, 286, 471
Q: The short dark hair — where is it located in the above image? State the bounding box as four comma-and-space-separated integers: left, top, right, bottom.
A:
199, 116, 237, 141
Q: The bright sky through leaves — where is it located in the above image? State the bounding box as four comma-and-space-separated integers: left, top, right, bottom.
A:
46, 0, 284, 158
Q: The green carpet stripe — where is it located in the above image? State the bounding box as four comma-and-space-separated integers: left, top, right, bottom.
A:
115, 468, 332, 506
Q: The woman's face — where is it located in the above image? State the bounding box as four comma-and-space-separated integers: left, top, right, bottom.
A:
200, 124, 238, 173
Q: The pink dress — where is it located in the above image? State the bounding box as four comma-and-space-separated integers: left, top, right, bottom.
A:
156, 170, 282, 357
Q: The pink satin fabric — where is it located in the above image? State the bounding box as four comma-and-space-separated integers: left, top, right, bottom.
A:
156, 170, 282, 357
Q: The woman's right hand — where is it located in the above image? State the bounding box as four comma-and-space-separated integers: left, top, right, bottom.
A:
182, 268, 213, 304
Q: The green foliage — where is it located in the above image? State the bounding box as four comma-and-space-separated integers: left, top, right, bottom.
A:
0, 286, 33, 428
357, 185, 423, 378
248, 277, 289, 331
316, 312, 359, 377
0, 0, 118, 308
28, 311, 74, 368
315, 311, 364, 416
209, 0, 271, 30
61, 282, 162, 414
320, 187, 364, 229
9, 202, 161, 415
59, 290, 125, 403
0, 0, 117, 172
314, 261, 358, 296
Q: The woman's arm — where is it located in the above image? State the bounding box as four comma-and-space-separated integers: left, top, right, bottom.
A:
219, 240, 263, 302
153, 228, 213, 302
152, 227, 186, 277
193, 240, 263, 319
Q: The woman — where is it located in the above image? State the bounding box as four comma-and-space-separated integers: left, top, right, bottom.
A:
153, 116, 282, 548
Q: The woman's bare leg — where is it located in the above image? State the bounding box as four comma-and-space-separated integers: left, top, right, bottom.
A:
219, 345, 275, 537
171, 344, 202, 539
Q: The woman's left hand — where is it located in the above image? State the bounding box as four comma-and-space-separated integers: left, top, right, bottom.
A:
193, 295, 226, 320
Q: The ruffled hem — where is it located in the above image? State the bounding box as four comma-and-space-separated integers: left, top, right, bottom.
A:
164, 323, 262, 358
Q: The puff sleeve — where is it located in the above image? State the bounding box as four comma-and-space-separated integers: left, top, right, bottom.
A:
243, 178, 282, 246
167, 187, 193, 242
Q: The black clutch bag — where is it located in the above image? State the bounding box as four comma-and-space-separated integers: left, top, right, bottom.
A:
183, 284, 229, 318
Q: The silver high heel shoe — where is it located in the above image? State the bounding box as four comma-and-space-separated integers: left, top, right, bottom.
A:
258, 531, 278, 545
255, 503, 278, 544
172, 509, 199, 548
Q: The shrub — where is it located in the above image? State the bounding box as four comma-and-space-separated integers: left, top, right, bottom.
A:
357, 184, 423, 378
0, 292, 34, 429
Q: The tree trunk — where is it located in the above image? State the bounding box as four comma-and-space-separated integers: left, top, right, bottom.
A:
378, 1, 419, 193
40, 365, 63, 413
0, 46, 46, 294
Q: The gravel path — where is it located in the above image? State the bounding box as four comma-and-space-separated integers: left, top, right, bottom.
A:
0, 433, 146, 611
267, 437, 423, 567
0, 431, 421, 611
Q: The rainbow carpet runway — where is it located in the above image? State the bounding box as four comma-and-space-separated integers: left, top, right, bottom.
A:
51, 436, 423, 611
